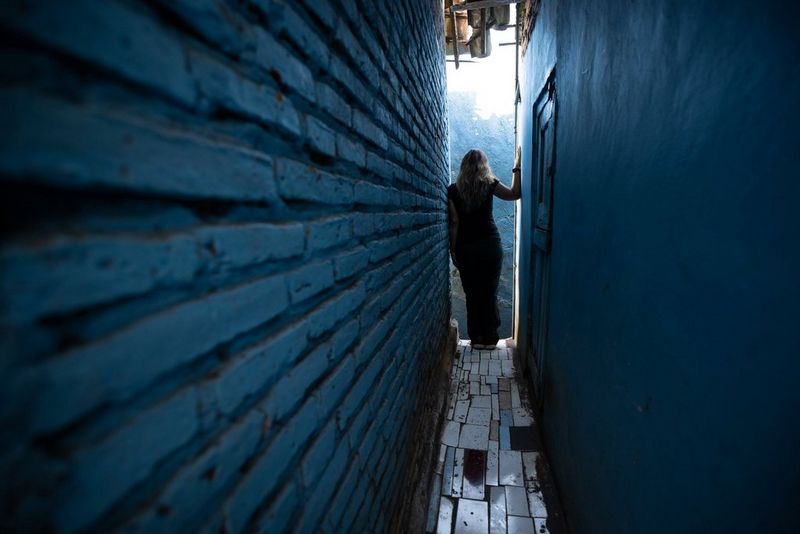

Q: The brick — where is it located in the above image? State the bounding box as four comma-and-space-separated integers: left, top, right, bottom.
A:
214, 320, 308, 415
223, 398, 318, 533
294, 438, 350, 532
356, 419, 383, 477
264, 342, 330, 421
307, 282, 366, 339
368, 235, 404, 263
57, 388, 199, 531
275, 158, 354, 205
316, 356, 356, 419
0, 89, 279, 201
0, 0, 195, 105
352, 213, 375, 237
334, 246, 369, 280
354, 181, 400, 206
300, 419, 338, 486
196, 222, 305, 268
327, 55, 371, 109
125, 410, 263, 532
336, 132, 367, 168
347, 400, 376, 461
322, 456, 361, 531
305, 115, 337, 157
352, 110, 388, 150
337, 349, 385, 429
0, 232, 195, 324
251, 27, 315, 102
356, 318, 393, 361
330, 319, 360, 362
338, 472, 369, 532
364, 261, 395, 293
29, 274, 289, 432
316, 81, 351, 127
264, 0, 331, 70
366, 150, 392, 178
287, 260, 334, 303
380, 274, 407, 313
189, 47, 301, 136
307, 216, 352, 252
155, 0, 248, 56
387, 140, 407, 166
361, 294, 383, 324
294, 0, 337, 29
251, 480, 300, 534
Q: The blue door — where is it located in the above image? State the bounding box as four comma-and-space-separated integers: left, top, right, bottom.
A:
527, 75, 556, 405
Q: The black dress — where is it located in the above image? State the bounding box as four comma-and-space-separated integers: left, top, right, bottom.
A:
448, 180, 503, 345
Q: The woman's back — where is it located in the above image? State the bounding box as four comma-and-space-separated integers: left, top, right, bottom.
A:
447, 180, 500, 246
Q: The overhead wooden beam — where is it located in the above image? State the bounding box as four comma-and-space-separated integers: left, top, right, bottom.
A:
450, 0, 460, 69
449, 0, 522, 13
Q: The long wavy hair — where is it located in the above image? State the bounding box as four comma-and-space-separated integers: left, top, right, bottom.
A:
456, 149, 496, 211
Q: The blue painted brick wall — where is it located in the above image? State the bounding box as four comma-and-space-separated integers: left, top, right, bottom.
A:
0, 1, 450, 531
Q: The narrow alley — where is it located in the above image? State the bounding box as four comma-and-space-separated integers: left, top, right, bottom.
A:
1, 0, 799, 533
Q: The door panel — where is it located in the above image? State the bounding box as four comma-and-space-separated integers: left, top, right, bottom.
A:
526, 74, 556, 408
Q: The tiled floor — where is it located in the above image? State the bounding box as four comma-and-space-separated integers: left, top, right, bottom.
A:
425, 340, 566, 534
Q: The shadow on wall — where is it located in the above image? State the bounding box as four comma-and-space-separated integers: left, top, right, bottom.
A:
448, 91, 515, 339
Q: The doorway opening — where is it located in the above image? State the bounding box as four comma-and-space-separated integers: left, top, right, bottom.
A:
446, 5, 519, 341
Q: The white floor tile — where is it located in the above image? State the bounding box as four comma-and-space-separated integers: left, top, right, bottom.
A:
498, 450, 524, 486
454, 400, 470, 423
506, 485, 529, 517
459, 424, 490, 450
511, 383, 521, 408
471, 395, 492, 409
454, 499, 488, 534
512, 407, 534, 426
489, 486, 506, 534
521, 452, 538, 484
466, 407, 491, 427
486, 440, 499, 486
438, 497, 454, 534
526, 488, 547, 518
452, 448, 465, 497
435, 443, 447, 474
533, 517, 549, 534
443, 421, 461, 447
507, 515, 535, 534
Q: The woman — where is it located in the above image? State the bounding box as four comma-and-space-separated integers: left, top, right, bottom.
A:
448, 147, 521, 349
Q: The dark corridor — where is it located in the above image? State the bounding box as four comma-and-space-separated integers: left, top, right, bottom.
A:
1, 1, 800, 533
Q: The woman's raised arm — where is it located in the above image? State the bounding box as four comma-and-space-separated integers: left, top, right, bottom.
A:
494, 146, 521, 201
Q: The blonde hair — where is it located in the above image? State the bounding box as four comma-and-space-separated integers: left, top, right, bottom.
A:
456, 149, 496, 211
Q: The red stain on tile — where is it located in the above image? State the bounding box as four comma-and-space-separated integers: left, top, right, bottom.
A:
463, 449, 485, 485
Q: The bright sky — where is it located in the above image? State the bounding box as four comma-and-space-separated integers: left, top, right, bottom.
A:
445, 11, 518, 119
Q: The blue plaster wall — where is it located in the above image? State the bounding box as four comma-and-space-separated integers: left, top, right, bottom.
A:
519, 0, 800, 532
0, 1, 450, 531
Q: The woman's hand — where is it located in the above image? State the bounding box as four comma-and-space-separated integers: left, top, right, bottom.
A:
514, 146, 521, 168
